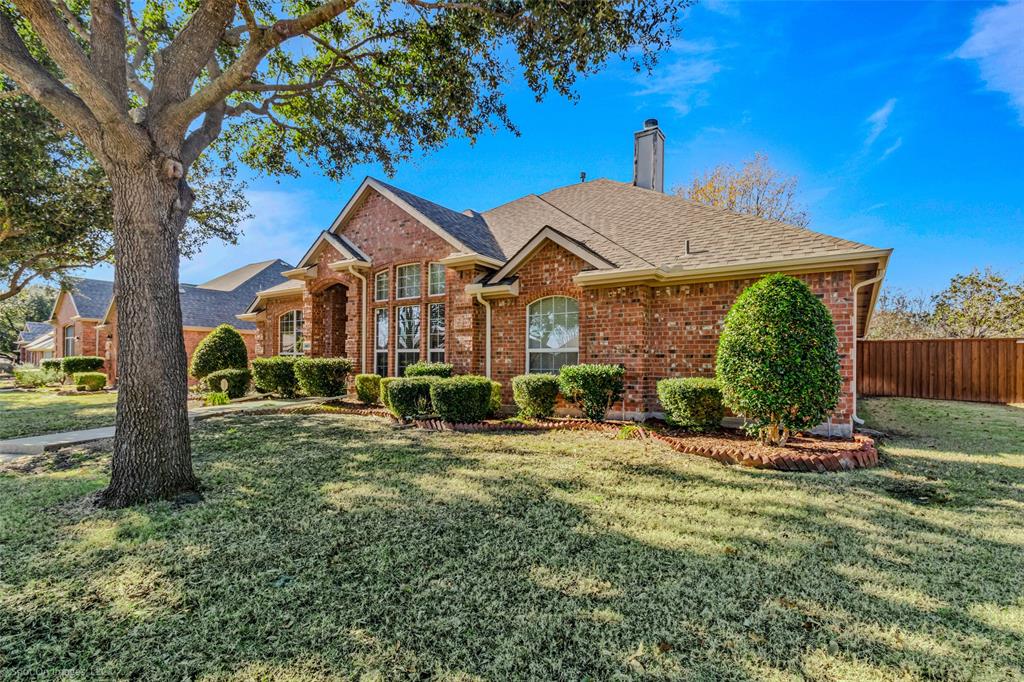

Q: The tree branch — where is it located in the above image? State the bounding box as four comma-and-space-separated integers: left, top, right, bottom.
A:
89, 0, 128, 110
51, 0, 89, 41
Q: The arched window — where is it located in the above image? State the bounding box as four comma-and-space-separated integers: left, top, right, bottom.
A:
526, 296, 579, 374
63, 325, 75, 357
279, 310, 305, 355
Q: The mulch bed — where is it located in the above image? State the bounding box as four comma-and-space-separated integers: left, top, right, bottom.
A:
274, 401, 878, 473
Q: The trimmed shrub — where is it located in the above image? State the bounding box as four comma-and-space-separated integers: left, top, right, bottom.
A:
205, 391, 231, 406
657, 377, 724, 432
190, 324, 248, 379
61, 355, 103, 374
429, 375, 493, 423
489, 380, 502, 417
382, 376, 436, 419
294, 357, 353, 397
511, 374, 560, 419
41, 359, 62, 372
379, 377, 396, 411
13, 368, 47, 387
716, 273, 842, 446
558, 364, 625, 421
355, 373, 381, 405
251, 356, 300, 396
73, 371, 106, 392
204, 368, 251, 399
404, 361, 453, 378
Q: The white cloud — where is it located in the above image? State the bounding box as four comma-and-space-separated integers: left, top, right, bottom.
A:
633, 39, 722, 115
954, 0, 1024, 124
881, 137, 903, 160
179, 189, 323, 284
865, 98, 897, 146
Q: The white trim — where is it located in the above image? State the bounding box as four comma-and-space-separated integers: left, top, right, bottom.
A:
373, 270, 389, 302
428, 302, 446, 363
296, 231, 369, 269
393, 303, 421, 376
277, 309, 305, 356
328, 177, 477, 256
428, 262, 447, 297
438, 252, 504, 270
465, 281, 519, 299
525, 295, 580, 375
394, 262, 422, 300
282, 266, 317, 280
487, 226, 614, 285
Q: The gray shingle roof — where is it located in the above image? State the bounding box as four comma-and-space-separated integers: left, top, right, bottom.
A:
373, 179, 506, 261
181, 259, 292, 330
17, 321, 51, 345
67, 278, 115, 319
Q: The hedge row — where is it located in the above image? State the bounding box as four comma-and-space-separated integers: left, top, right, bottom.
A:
61, 356, 103, 374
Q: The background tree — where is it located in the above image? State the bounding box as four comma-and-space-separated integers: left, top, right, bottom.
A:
931, 268, 1023, 338
675, 152, 810, 227
0, 84, 248, 301
0, 0, 686, 507
866, 289, 937, 340
0, 284, 53, 354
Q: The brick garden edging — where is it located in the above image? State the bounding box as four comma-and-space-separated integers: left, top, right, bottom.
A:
410, 417, 879, 473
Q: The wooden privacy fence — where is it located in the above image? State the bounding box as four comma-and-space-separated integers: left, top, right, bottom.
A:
858, 338, 1024, 404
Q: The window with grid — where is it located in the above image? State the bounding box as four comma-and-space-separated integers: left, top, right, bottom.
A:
395, 264, 421, 299
395, 304, 421, 375
374, 308, 389, 376
526, 296, 579, 374
428, 303, 445, 363
428, 263, 446, 296
279, 310, 305, 355
63, 325, 75, 356
374, 271, 389, 302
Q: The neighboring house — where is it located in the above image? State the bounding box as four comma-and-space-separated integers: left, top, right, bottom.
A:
16, 321, 55, 365
240, 120, 891, 434
50, 259, 293, 385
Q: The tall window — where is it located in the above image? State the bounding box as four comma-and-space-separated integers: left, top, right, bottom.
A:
279, 310, 304, 355
374, 271, 389, 302
375, 308, 389, 376
428, 303, 445, 363
526, 296, 579, 374
395, 263, 421, 299
429, 263, 446, 296
63, 325, 75, 356
395, 304, 421, 375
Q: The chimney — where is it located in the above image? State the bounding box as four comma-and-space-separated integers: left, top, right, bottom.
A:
632, 118, 665, 192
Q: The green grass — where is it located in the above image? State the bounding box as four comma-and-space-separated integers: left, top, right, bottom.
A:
0, 389, 118, 439
1, 398, 1021, 680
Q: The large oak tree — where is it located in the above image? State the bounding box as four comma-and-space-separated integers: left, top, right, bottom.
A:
0, 0, 686, 507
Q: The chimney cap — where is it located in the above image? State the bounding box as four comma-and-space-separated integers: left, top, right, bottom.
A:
643, 118, 659, 129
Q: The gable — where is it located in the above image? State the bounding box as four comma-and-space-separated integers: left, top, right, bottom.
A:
487, 226, 614, 285
330, 188, 457, 264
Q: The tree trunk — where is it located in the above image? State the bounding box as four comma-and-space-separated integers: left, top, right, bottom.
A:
96, 156, 198, 508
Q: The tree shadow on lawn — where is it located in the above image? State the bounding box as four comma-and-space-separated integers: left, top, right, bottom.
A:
1, 412, 1021, 680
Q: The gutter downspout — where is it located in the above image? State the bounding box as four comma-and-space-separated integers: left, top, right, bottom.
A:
346, 266, 368, 374
475, 292, 492, 379
851, 271, 886, 425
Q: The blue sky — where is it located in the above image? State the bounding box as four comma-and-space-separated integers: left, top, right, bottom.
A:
88, 0, 1024, 298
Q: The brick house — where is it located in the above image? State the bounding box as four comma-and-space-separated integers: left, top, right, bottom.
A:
15, 321, 54, 365
50, 259, 292, 385
240, 121, 891, 434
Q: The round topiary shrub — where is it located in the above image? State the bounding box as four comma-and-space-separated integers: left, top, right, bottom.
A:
204, 368, 252, 399
61, 355, 103, 374
294, 357, 353, 397
190, 324, 249, 379
429, 375, 494, 423
511, 374, 560, 419
73, 371, 107, 392
354, 373, 381, 405
558, 364, 625, 421
656, 377, 724, 432
716, 273, 842, 446
404, 362, 454, 378
251, 356, 300, 397
382, 376, 436, 419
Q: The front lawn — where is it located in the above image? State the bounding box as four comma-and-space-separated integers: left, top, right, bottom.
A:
1, 398, 1021, 679
0, 389, 118, 439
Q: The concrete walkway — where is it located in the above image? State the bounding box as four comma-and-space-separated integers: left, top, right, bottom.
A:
0, 398, 322, 459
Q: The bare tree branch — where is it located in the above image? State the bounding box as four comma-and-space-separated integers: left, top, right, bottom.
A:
89, 0, 129, 110
51, 0, 89, 41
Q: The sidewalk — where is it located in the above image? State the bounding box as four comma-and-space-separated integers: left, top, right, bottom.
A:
0, 398, 322, 459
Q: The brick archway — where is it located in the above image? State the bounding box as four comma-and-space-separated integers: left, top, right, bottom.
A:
311, 282, 348, 358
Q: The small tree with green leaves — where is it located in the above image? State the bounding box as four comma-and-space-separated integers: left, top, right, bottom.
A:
716, 274, 841, 446
190, 324, 248, 379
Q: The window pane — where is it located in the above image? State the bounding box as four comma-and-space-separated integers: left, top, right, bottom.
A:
294, 311, 304, 355
375, 351, 388, 377
429, 303, 445, 353
527, 297, 579, 351
397, 351, 419, 377
396, 264, 421, 299
375, 308, 388, 350
374, 272, 388, 301
528, 351, 578, 374
429, 263, 446, 296
396, 305, 420, 350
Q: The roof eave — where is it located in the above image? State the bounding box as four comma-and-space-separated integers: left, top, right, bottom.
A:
438, 252, 504, 270
465, 280, 520, 299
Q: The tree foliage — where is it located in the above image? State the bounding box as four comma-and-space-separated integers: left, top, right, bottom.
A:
866, 290, 937, 340
0, 284, 52, 354
0, 85, 249, 301
675, 152, 810, 227
716, 274, 841, 446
